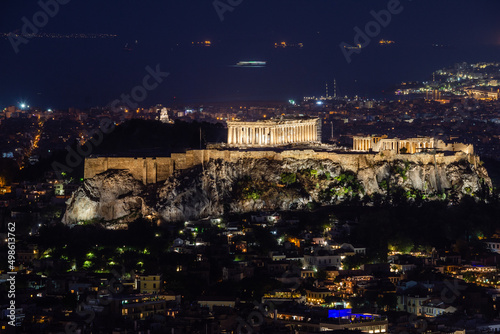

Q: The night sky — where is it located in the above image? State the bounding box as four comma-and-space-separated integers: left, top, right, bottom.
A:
1, 0, 499, 109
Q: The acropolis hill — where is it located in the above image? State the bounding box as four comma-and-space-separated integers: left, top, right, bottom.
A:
84, 117, 478, 185
84, 148, 481, 186
65, 117, 492, 226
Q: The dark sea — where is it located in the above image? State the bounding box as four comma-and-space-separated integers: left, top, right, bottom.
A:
1, 36, 499, 108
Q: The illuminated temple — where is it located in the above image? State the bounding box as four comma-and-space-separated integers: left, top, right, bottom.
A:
352, 135, 474, 154
227, 117, 321, 146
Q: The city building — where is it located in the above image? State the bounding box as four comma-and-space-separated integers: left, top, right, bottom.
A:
465, 88, 499, 100
137, 274, 162, 294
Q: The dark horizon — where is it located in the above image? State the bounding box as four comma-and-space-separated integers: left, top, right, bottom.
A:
1, 0, 500, 109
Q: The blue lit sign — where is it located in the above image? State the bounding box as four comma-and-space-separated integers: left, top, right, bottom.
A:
328, 309, 351, 318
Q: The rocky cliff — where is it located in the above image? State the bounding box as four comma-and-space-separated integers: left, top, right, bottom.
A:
63, 155, 493, 227
62, 170, 154, 228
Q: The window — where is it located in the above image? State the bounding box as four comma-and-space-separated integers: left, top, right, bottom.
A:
144, 283, 147, 288
153, 283, 156, 288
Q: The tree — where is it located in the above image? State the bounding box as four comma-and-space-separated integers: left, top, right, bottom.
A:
280, 172, 296, 186
315, 269, 327, 281
342, 254, 369, 270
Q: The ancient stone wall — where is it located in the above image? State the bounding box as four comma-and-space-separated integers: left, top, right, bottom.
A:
84, 149, 475, 185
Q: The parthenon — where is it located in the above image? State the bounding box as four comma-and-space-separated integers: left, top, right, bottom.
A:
227, 117, 320, 146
